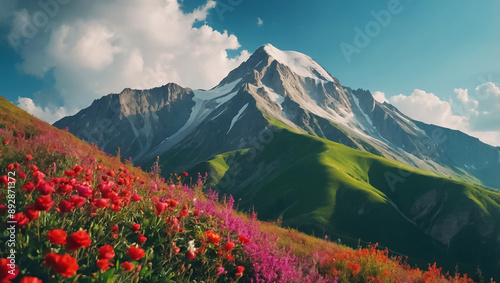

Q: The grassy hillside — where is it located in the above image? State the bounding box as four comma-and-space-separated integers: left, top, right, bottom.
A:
0, 96, 493, 282
192, 127, 500, 279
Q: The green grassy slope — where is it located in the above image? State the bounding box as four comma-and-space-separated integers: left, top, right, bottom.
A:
191, 127, 500, 279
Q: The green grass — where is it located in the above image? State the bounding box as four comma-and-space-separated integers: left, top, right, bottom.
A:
193, 126, 500, 279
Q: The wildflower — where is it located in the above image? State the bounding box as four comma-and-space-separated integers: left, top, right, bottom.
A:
66, 231, 92, 252
99, 245, 115, 260
36, 181, 55, 195
69, 195, 86, 207
34, 195, 54, 211
126, 246, 145, 261
44, 253, 79, 277
178, 204, 189, 217
182, 171, 188, 177
0, 258, 18, 280
97, 259, 113, 272
187, 240, 197, 260
76, 184, 93, 197
111, 225, 119, 233
92, 198, 110, 208
6, 164, 14, 171
18, 172, 26, 179
25, 154, 33, 161
121, 262, 134, 271
239, 235, 251, 244
138, 234, 147, 244
205, 230, 221, 244
224, 241, 235, 252
348, 262, 361, 277
155, 202, 168, 215
47, 229, 67, 245
131, 223, 140, 232
235, 266, 245, 277
13, 213, 29, 226
2, 139, 9, 145
131, 193, 142, 202
24, 205, 39, 221
20, 276, 42, 283
58, 200, 75, 213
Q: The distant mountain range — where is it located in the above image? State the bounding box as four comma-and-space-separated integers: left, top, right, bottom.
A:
54, 44, 500, 278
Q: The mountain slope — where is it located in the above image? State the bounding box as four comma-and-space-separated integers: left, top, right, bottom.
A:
191, 127, 500, 278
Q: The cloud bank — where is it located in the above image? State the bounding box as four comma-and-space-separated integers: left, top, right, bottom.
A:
375, 82, 500, 146
6, 0, 249, 120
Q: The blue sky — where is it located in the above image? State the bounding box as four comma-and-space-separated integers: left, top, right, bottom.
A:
0, 0, 499, 144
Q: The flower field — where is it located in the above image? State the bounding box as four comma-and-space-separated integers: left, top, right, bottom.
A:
0, 97, 495, 282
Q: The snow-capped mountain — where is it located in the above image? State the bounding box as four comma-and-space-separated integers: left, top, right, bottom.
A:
54, 44, 500, 189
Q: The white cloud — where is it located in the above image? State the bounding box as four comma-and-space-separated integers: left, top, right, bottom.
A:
257, 17, 264, 27
17, 96, 74, 124
389, 89, 469, 131
372, 91, 388, 103
8, 0, 250, 113
384, 84, 500, 146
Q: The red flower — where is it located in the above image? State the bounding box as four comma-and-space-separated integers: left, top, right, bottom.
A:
0, 258, 18, 280
111, 225, 119, 232
2, 139, 9, 145
34, 195, 54, 211
20, 276, 42, 283
224, 241, 235, 252
107, 170, 115, 177
193, 210, 201, 216
24, 205, 39, 221
121, 261, 134, 271
187, 251, 196, 260
0, 175, 8, 186
97, 259, 113, 271
155, 202, 168, 215
131, 193, 142, 202
47, 229, 67, 245
205, 230, 221, 244
13, 213, 29, 226
18, 172, 26, 179
239, 235, 251, 244
20, 182, 34, 193
36, 181, 55, 195
25, 155, 33, 161
58, 200, 75, 213
131, 223, 140, 232
235, 266, 244, 277
137, 234, 147, 244
98, 245, 115, 260
348, 262, 361, 276
76, 184, 93, 197
6, 164, 14, 171
69, 195, 86, 207
182, 171, 188, 177
126, 246, 145, 261
65, 230, 92, 252
44, 253, 79, 277
92, 198, 110, 208
178, 204, 189, 217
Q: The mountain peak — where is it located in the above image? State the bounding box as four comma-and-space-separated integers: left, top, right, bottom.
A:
259, 44, 335, 82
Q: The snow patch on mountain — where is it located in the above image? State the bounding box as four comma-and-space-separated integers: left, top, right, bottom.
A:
227, 103, 249, 134
263, 44, 334, 82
